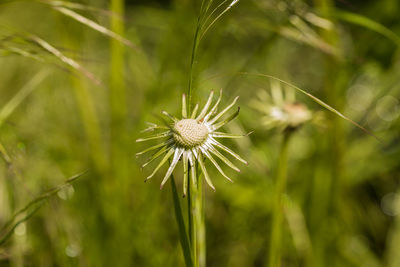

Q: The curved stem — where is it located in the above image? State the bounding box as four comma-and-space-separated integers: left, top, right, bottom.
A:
268, 131, 292, 267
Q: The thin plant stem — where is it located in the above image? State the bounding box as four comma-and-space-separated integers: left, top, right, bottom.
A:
187, 0, 211, 114
109, 0, 128, 175
110, 0, 127, 124
170, 176, 193, 267
0, 70, 49, 128
190, 167, 206, 267
187, 14, 202, 114
199, 0, 239, 41
190, 168, 198, 266
197, 174, 206, 267
188, 175, 193, 247
59, 25, 108, 174
186, 2, 210, 265
268, 130, 292, 267
311, 1, 345, 266
187, 2, 206, 262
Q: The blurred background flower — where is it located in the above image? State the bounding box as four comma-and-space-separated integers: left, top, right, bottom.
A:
251, 80, 312, 130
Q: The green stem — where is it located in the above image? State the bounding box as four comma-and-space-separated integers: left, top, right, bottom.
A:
188, 177, 193, 247
187, 19, 201, 114
109, 0, 127, 173
110, 0, 126, 122
190, 169, 198, 266
187, 0, 209, 114
187, 2, 209, 265
268, 131, 292, 267
311, 1, 344, 265
170, 176, 193, 267
197, 174, 206, 267
190, 170, 205, 267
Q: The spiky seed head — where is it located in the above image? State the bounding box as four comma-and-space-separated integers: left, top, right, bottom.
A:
173, 119, 209, 148
136, 90, 247, 193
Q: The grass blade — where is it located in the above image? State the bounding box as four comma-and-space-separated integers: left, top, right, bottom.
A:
333, 10, 400, 47
0, 70, 49, 128
53, 7, 137, 50
238, 72, 380, 141
199, 0, 240, 40
0, 171, 86, 246
0, 141, 11, 164
170, 176, 193, 267
39, 0, 121, 18
31, 35, 101, 85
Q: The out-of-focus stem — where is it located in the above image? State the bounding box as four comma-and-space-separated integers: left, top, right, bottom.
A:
109, 0, 127, 171
0, 141, 11, 165
310, 0, 344, 266
56, 0, 108, 175
313, 0, 343, 208
268, 131, 291, 267
71, 77, 108, 174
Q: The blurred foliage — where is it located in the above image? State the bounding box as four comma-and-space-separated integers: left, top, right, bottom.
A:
0, 0, 400, 266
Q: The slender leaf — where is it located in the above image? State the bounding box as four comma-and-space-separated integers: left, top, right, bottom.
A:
333, 10, 400, 47
0, 171, 86, 246
0, 70, 49, 128
53, 7, 137, 49
170, 176, 193, 267
31, 35, 101, 85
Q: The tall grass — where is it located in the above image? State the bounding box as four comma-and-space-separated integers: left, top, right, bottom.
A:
0, 0, 400, 266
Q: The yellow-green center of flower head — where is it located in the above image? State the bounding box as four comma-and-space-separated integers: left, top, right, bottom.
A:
173, 119, 209, 148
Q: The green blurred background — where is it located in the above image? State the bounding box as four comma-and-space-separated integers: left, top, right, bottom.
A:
0, 0, 400, 266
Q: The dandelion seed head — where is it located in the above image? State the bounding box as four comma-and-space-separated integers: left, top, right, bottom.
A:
173, 119, 209, 148
136, 90, 247, 193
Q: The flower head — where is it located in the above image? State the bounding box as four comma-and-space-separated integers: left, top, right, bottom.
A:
252, 80, 312, 130
136, 90, 247, 195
